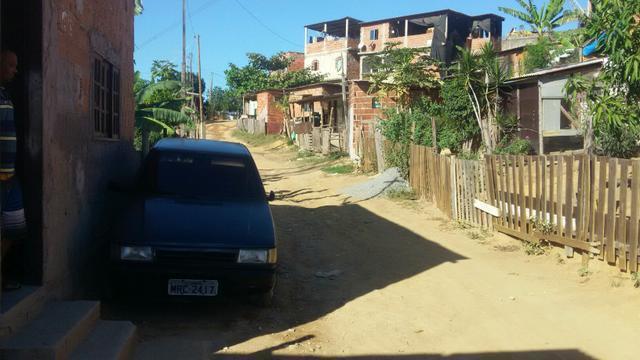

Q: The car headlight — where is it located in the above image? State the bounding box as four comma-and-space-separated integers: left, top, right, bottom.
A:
237, 249, 277, 264
120, 246, 154, 262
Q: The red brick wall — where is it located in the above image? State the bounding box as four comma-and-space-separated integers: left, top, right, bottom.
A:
350, 81, 396, 150
284, 52, 304, 72
257, 92, 285, 134
42, 0, 137, 295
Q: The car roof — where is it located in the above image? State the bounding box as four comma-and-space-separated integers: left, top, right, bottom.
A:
153, 138, 252, 158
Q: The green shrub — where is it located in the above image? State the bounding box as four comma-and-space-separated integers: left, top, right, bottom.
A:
523, 38, 554, 73
594, 123, 640, 159
495, 138, 532, 155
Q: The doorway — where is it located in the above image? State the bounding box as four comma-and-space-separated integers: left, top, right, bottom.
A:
1, 0, 44, 310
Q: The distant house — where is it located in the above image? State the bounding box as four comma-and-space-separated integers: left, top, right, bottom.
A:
504, 59, 604, 154
0, 0, 137, 336
240, 90, 286, 135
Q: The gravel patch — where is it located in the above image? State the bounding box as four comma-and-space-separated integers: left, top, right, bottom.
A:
341, 167, 410, 200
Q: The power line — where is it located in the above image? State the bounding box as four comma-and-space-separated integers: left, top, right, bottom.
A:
136, 0, 219, 50
233, 0, 301, 49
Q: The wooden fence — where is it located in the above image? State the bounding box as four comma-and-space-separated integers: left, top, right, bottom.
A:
408, 144, 640, 272
236, 117, 265, 135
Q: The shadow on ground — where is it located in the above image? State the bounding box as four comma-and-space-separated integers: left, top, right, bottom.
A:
103, 203, 469, 359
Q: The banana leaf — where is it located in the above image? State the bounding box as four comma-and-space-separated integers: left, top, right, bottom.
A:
136, 80, 183, 105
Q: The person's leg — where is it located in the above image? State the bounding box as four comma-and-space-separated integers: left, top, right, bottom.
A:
1, 178, 26, 290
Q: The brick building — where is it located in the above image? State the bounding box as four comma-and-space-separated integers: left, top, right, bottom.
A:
0, 0, 138, 350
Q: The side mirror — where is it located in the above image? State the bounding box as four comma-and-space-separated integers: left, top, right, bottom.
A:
267, 190, 276, 202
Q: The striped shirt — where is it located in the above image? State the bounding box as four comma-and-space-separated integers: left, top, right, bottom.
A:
0, 87, 16, 176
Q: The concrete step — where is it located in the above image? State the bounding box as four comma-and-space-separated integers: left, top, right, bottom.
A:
69, 320, 136, 360
0, 300, 100, 360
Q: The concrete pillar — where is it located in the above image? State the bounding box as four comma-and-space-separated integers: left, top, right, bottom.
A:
404, 19, 409, 47
304, 27, 308, 55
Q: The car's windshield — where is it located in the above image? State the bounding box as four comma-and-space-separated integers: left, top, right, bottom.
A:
146, 151, 264, 201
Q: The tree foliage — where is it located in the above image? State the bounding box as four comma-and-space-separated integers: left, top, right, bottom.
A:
499, 0, 578, 35
564, 0, 640, 157
207, 86, 242, 115
366, 43, 441, 108
225, 52, 323, 99
150, 60, 180, 83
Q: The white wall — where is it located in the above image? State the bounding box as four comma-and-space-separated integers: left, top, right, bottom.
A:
304, 50, 347, 81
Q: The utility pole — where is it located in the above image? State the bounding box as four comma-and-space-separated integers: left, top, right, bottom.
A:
197, 34, 205, 140
210, 72, 214, 121
181, 0, 187, 85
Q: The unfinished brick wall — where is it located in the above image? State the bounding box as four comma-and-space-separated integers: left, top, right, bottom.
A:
42, 0, 137, 296
360, 23, 390, 53
349, 81, 396, 152
284, 52, 305, 72
406, 32, 433, 48
255, 91, 285, 135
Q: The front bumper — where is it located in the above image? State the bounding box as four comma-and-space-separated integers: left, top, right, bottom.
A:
110, 261, 276, 299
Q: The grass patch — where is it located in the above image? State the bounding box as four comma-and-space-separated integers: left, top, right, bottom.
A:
322, 164, 355, 174
232, 129, 281, 147
386, 189, 418, 201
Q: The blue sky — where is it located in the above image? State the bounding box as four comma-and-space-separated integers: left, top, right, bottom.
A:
134, 0, 588, 88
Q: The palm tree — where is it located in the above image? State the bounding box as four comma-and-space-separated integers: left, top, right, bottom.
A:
499, 0, 578, 36
455, 43, 509, 153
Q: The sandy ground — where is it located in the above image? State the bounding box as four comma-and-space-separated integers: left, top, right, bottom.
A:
106, 121, 640, 360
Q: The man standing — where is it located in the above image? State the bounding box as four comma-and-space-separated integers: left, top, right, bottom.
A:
0, 50, 26, 290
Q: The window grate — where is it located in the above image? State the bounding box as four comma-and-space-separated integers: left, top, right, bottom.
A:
92, 56, 121, 139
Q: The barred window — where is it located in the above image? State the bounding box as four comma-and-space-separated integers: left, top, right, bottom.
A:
93, 56, 120, 139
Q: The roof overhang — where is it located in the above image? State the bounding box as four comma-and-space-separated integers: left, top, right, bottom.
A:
305, 17, 363, 37
506, 58, 605, 84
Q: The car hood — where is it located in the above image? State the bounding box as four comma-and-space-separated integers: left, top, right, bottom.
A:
119, 196, 276, 248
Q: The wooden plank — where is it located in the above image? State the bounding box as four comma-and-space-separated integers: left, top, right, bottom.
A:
528, 157, 534, 219
556, 156, 565, 238
565, 155, 574, 238
596, 158, 608, 258
474, 199, 501, 217
540, 156, 547, 222
495, 224, 539, 243
518, 156, 527, 233
492, 157, 500, 226
629, 161, 640, 273
549, 156, 556, 229
606, 158, 618, 263
493, 157, 506, 227
617, 160, 629, 270
511, 155, 518, 230
537, 232, 601, 254
504, 156, 513, 229
576, 155, 585, 242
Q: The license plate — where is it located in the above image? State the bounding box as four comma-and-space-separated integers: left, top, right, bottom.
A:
167, 279, 218, 297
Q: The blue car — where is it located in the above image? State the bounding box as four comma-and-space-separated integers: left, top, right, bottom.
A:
109, 139, 277, 305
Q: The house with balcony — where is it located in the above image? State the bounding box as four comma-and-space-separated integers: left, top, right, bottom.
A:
358, 10, 503, 79
304, 17, 363, 81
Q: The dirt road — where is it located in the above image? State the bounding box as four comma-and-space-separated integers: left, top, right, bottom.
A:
107, 121, 640, 359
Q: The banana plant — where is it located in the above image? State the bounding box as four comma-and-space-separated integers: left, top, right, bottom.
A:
135, 78, 193, 154
134, 0, 143, 15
